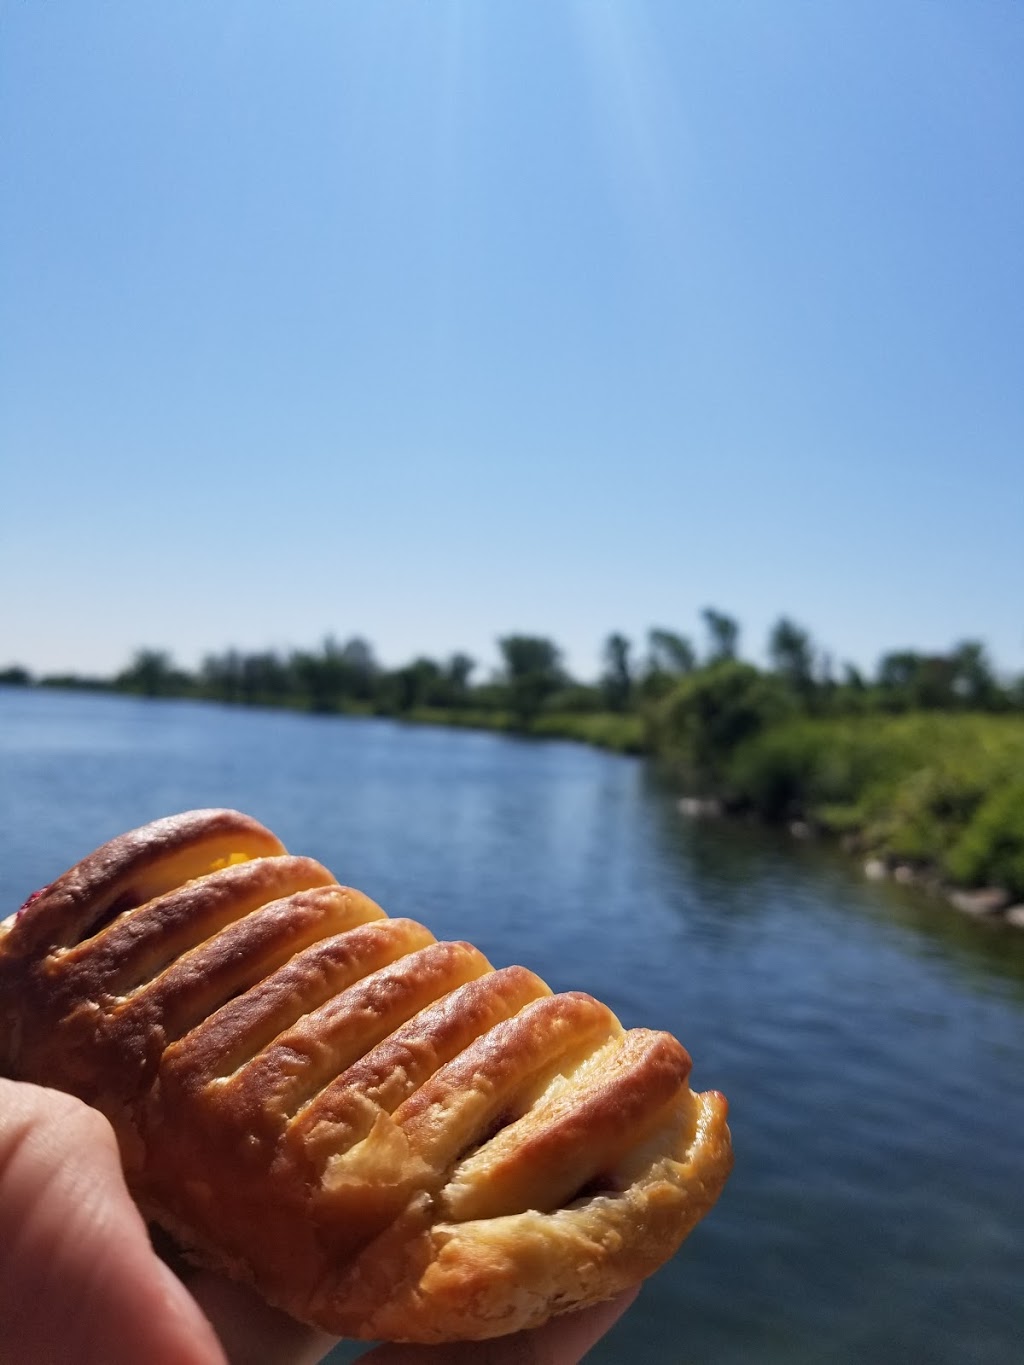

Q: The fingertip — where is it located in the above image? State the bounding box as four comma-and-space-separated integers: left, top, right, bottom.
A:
530, 1285, 641, 1359
149, 1258, 233, 1365
185, 1269, 338, 1365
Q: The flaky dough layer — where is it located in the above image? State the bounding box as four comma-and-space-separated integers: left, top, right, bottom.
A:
0, 810, 732, 1341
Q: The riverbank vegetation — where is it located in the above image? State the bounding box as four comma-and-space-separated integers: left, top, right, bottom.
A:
5, 610, 1023, 896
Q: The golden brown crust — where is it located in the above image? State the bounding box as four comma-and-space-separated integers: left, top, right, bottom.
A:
0, 809, 732, 1342
326, 1090, 733, 1342
2, 809, 285, 959
288, 966, 552, 1168
439, 1030, 693, 1223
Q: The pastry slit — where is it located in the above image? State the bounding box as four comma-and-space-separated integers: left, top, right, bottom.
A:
60, 858, 340, 999
110, 886, 395, 1052
160, 918, 438, 1092
75, 889, 146, 943
285, 966, 552, 1168
381, 993, 621, 1181
221, 940, 492, 1130
439, 1030, 693, 1222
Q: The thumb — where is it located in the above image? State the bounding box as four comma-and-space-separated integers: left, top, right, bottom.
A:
0, 1079, 227, 1365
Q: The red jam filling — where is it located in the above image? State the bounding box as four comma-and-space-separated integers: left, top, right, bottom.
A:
15, 886, 48, 918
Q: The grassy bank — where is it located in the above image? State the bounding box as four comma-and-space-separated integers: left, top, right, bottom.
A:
399, 707, 645, 754
717, 714, 1024, 898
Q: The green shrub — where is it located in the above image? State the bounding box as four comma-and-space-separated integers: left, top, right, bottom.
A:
946, 781, 1024, 897
650, 662, 794, 791
719, 713, 1024, 892
728, 718, 898, 819
861, 760, 991, 866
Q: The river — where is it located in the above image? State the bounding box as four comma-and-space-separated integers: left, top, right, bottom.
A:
1, 687, 1022, 1364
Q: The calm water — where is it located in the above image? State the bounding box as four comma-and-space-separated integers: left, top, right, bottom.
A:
2, 688, 1023, 1365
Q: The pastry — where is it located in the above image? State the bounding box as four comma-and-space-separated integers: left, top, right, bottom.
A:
0, 809, 732, 1342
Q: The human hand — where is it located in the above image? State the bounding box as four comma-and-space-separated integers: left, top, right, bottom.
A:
0, 1079, 636, 1364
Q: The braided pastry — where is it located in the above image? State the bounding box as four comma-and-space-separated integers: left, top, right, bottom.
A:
0, 809, 732, 1342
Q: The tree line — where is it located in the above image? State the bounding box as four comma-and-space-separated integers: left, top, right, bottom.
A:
3, 607, 1021, 727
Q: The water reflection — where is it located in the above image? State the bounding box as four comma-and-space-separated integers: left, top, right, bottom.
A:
645, 766, 1024, 1005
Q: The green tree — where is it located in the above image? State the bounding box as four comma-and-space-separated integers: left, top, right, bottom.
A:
292, 638, 342, 711
640, 628, 696, 701
768, 617, 814, 687
877, 651, 956, 710
335, 636, 379, 701
444, 653, 475, 704
768, 616, 821, 711
497, 635, 565, 726
200, 650, 243, 703
600, 633, 633, 712
290, 635, 381, 712
949, 640, 999, 709
702, 608, 740, 663
649, 628, 696, 675
115, 649, 181, 698
239, 651, 291, 705
877, 642, 1008, 713
842, 662, 866, 691
389, 657, 444, 711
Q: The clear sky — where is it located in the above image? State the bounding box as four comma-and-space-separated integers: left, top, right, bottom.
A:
2, 1, 1022, 683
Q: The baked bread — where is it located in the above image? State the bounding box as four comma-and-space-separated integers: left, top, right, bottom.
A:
0, 809, 731, 1342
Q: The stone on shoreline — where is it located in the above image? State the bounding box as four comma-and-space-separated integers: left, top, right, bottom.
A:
948, 887, 1011, 917
864, 859, 887, 881
678, 796, 723, 818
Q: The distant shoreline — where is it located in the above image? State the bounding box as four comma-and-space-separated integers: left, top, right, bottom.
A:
5, 678, 1023, 921
1, 677, 646, 753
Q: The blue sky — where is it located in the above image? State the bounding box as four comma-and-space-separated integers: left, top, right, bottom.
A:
3, 2, 1022, 682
